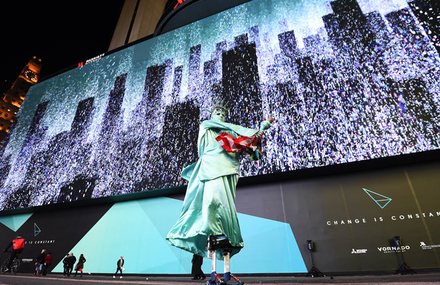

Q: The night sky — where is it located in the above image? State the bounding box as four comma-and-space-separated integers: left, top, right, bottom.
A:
1, 0, 126, 90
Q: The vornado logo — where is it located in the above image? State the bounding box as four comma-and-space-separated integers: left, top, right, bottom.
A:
377, 245, 410, 254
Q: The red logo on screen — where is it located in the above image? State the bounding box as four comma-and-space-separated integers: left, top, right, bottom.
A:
174, 0, 187, 9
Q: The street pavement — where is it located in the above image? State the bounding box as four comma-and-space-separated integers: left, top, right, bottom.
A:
0, 272, 440, 285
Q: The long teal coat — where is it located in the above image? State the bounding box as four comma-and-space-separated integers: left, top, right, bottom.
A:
166, 120, 259, 260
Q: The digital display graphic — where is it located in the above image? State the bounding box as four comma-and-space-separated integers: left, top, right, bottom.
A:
1, 159, 439, 274
0, 0, 439, 211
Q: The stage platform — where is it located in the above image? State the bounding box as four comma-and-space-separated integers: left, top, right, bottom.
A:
0, 272, 440, 285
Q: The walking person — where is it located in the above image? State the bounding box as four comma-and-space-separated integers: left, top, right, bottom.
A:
62, 254, 70, 276
42, 252, 52, 275
67, 253, 76, 276
191, 254, 205, 280
113, 256, 124, 279
34, 249, 46, 275
74, 254, 86, 277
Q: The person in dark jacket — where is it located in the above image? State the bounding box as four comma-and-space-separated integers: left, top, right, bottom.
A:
62, 254, 70, 276
191, 254, 205, 280
113, 256, 125, 279
34, 249, 46, 275
74, 254, 86, 277
67, 253, 76, 276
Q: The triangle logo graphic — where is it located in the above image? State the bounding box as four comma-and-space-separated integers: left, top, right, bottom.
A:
34, 223, 41, 236
363, 188, 392, 209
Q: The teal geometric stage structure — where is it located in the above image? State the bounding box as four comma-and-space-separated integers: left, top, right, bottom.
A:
0, 213, 33, 232
52, 197, 307, 274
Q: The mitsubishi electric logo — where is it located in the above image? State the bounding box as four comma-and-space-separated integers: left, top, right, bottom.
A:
420, 241, 440, 250
351, 248, 367, 254
363, 188, 392, 209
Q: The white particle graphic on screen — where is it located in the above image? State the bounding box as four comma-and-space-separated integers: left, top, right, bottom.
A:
0, 0, 439, 210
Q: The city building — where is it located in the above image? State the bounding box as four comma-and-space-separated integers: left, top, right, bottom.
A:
108, 0, 251, 50
0, 56, 42, 143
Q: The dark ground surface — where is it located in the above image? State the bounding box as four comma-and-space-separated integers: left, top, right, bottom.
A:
0, 272, 440, 285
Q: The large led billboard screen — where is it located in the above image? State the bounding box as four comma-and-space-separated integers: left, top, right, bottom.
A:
0, 0, 439, 211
